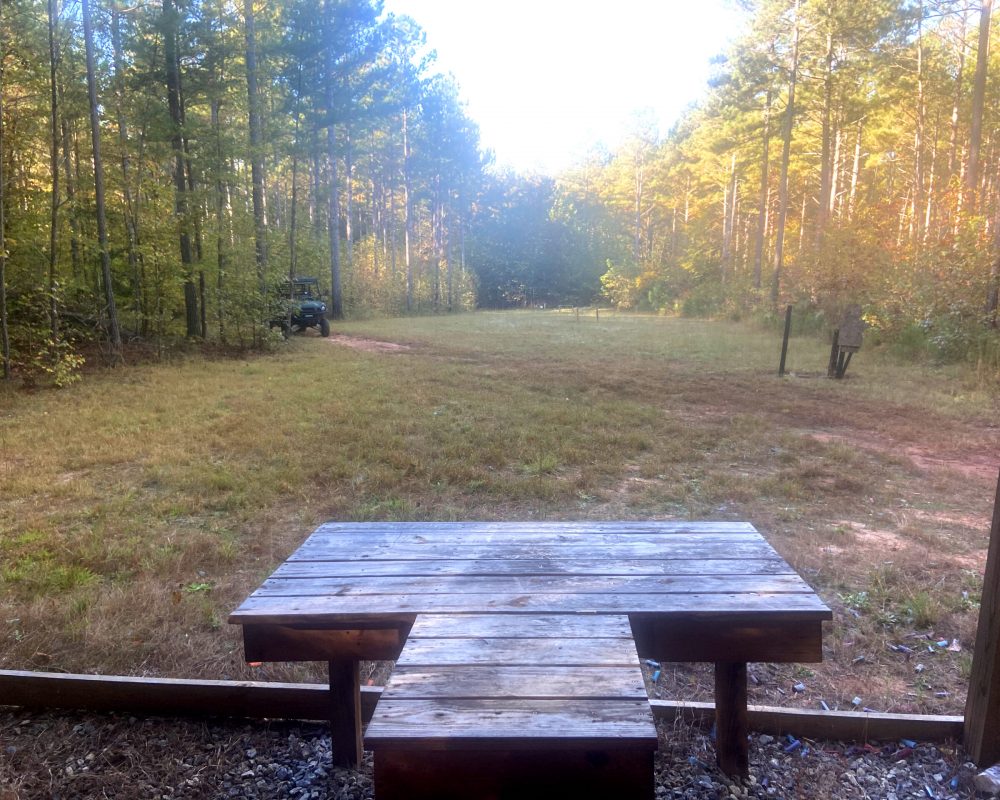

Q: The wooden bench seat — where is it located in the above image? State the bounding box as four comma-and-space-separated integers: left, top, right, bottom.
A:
365, 613, 658, 799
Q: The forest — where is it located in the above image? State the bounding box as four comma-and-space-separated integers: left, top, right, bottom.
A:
1, 0, 999, 385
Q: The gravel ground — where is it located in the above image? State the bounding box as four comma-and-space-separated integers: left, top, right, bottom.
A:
0, 709, 984, 799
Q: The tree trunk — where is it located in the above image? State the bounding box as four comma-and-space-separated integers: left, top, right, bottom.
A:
83, 0, 122, 361
59, 111, 80, 280
163, 0, 199, 337
967, 0, 991, 215
345, 126, 353, 272
753, 87, 773, 290
913, 0, 926, 245
816, 22, 834, 244
111, 5, 142, 334
771, 0, 800, 305
324, 0, 343, 320
848, 119, 863, 221
211, 98, 228, 342
948, 4, 969, 183
47, 0, 60, 345
0, 0, 9, 380
245, 0, 267, 311
403, 108, 413, 312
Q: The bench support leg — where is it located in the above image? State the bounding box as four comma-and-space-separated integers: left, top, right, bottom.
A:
714, 661, 749, 778
328, 659, 362, 768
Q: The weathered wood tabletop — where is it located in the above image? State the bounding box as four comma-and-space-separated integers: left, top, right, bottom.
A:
229, 521, 831, 777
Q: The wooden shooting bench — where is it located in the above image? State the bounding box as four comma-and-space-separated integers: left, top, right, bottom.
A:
229, 521, 831, 798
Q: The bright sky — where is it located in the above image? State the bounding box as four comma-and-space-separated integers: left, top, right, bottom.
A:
382, 0, 747, 176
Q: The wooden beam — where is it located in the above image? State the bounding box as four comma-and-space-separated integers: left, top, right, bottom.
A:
328, 660, 363, 768
0, 670, 966, 745
243, 624, 407, 662
965, 468, 1000, 765
714, 662, 749, 777
651, 700, 963, 742
0, 669, 381, 725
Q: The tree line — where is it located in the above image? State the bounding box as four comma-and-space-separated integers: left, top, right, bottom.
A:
6, 0, 999, 386
548, 0, 1000, 363
0, 0, 501, 383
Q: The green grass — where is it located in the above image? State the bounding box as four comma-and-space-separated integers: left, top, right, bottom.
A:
0, 310, 996, 710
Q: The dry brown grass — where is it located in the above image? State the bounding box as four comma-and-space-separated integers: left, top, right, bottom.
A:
1, 311, 998, 712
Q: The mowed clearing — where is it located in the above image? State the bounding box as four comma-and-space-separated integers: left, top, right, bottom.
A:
1, 311, 997, 715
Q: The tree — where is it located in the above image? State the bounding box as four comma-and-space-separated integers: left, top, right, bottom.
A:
82, 0, 123, 361
0, 0, 8, 380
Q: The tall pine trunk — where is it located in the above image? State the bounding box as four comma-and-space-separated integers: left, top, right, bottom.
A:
83, 0, 122, 361
771, 0, 800, 304
46, 0, 60, 344
163, 0, 199, 336
244, 0, 266, 308
0, 0, 9, 380
967, 0, 991, 216
753, 87, 772, 290
111, 6, 141, 330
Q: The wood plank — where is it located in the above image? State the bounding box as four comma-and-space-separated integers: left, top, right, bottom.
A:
408, 613, 633, 639
273, 557, 794, 579
396, 637, 639, 667
292, 531, 764, 553
287, 540, 781, 561
630, 617, 827, 663
230, 591, 832, 625
252, 573, 816, 598
309, 520, 756, 536
650, 700, 965, 743
385, 666, 647, 700
242, 624, 408, 662
0, 669, 381, 724
374, 749, 654, 800
297, 528, 763, 552
364, 698, 657, 750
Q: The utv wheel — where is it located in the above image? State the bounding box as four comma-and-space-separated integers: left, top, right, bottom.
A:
319, 318, 330, 337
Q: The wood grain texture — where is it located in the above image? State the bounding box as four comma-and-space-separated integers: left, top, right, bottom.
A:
395, 636, 638, 667
408, 613, 633, 639
365, 698, 657, 750
309, 520, 756, 535
384, 666, 647, 699
252, 573, 815, 598
231, 592, 831, 625
273, 557, 794, 579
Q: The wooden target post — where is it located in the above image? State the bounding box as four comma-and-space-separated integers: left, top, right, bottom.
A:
965, 468, 1000, 765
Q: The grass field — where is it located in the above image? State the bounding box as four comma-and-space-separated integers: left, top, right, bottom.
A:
1, 310, 998, 714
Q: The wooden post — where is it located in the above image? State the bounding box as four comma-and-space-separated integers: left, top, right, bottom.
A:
778, 304, 793, 376
827, 329, 840, 378
964, 469, 1000, 765
596, 307, 600, 321
328, 659, 363, 768
714, 661, 749, 777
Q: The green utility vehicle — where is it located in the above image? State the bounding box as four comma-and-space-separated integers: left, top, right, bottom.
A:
271, 277, 330, 337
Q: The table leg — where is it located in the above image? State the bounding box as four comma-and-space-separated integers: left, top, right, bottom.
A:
714, 661, 749, 778
328, 659, 363, 768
